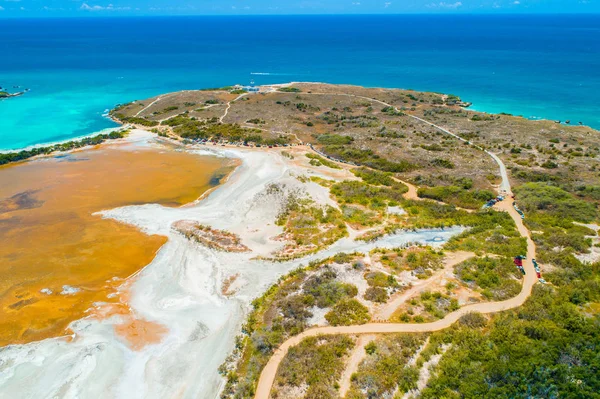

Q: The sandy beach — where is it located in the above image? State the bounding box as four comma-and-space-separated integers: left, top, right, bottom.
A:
0, 130, 463, 399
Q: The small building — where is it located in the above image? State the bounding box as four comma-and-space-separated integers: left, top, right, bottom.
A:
244, 79, 260, 92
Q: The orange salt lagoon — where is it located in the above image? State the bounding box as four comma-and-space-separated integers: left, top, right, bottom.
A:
0, 137, 231, 346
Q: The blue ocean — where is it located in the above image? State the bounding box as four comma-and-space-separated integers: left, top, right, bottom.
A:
1, 14, 599, 150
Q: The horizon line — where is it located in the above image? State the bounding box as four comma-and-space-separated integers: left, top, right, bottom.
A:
1, 12, 600, 19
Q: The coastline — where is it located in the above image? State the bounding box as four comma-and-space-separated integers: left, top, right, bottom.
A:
2, 80, 599, 398
2, 80, 593, 154
0, 125, 126, 155
0, 134, 464, 398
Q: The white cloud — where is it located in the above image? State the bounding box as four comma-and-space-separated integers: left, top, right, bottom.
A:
352, 2, 361, 5
513, 1, 520, 4
80, 3, 104, 10
427, 1, 462, 9
80, 3, 131, 11
0, 6, 4, 11
384, 2, 392, 8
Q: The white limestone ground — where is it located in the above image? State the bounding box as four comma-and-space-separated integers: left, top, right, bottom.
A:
573, 222, 600, 265
0, 131, 463, 399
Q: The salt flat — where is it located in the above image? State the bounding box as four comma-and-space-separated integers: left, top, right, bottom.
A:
0, 131, 462, 399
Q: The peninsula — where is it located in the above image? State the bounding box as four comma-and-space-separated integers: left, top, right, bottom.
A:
110, 83, 600, 398
1, 83, 598, 399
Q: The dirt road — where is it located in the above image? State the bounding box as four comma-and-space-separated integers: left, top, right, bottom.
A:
253, 104, 534, 398
375, 251, 476, 320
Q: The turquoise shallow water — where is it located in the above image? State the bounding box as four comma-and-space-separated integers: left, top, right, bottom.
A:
1, 15, 599, 150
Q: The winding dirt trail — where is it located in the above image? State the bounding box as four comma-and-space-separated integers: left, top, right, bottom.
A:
337, 334, 376, 397
395, 178, 419, 200
134, 96, 164, 117
252, 96, 534, 398
219, 93, 248, 123
254, 205, 536, 397
375, 251, 476, 320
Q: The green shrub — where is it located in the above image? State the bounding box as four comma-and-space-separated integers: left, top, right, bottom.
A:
325, 299, 370, 326
514, 182, 597, 223
304, 270, 358, 308
306, 153, 341, 169
276, 335, 354, 395
316, 134, 354, 145
321, 145, 419, 173
364, 287, 389, 303
455, 256, 521, 300
0, 131, 128, 166
347, 334, 426, 398
352, 167, 406, 190
431, 158, 455, 169
331, 180, 405, 209
278, 87, 302, 93
417, 185, 495, 209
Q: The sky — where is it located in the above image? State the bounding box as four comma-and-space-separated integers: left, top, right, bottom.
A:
0, 0, 598, 17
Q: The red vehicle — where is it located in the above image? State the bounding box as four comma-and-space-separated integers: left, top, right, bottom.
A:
513, 256, 524, 267
536, 272, 542, 278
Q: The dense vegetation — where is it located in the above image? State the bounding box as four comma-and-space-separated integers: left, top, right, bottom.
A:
220, 258, 366, 399
331, 180, 406, 209
272, 335, 355, 399
421, 276, 600, 398
325, 298, 370, 326
278, 87, 302, 93
399, 202, 528, 256
515, 182, 598, 223
305, 153, 341, 169
0, 130, 127, 166
372, 246, 444, 279
346, 334, 427, 398
417, 185, 495, 209
113, 115, 159, 127
352, 167, 406, 190
273, 197, 347, 258
117, 84, 600, 398
321, 145, 419, 173
316, 134, 354, 145
455, 256, 521, 300
363, 271, 398, 303
165, 116, 290, 146
513, 182, 598, 288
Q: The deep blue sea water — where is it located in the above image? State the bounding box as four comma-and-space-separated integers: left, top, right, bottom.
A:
1, 15, 599, 150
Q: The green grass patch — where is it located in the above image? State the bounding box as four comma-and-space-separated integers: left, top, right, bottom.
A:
278, 87, 302, 93
306, 153, 342, 169
417, 185, 495, 209
274, 335, 355, 399
455, 256, 522, 300
325, 298, 370, 326
346, 334, 427, 398
316, 134, 354, 145
322, 145, 419, 173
